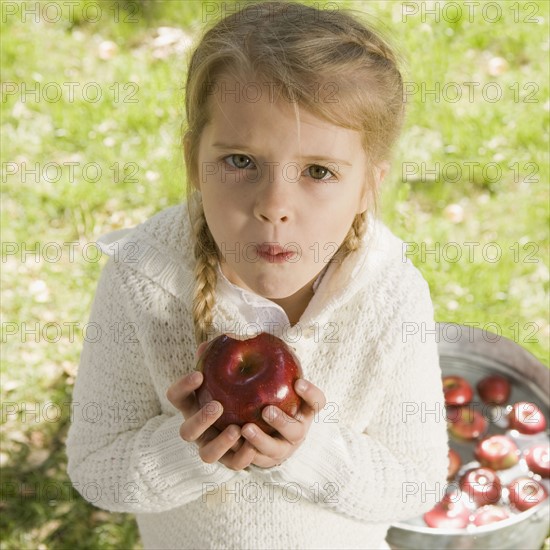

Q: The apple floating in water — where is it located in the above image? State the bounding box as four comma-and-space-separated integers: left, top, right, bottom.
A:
442, 376, 474, 406
423, 493, 470, 529
508, 477, 548, 512
446, 405, 488, 441
459, 467, 502, 506
474, 434, 520, 470
507, 401, 547, 435
195, 332, 303, 434
472, 505, 510, 526
524, 444, 550, 478
476, 374, 511, 406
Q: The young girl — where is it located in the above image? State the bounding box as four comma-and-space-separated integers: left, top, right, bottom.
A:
67, 2, 449, 548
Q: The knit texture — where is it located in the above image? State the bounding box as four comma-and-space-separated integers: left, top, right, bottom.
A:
66, 203, 449, 550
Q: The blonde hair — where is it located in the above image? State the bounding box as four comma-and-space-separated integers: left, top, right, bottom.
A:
183, 0, 405, 345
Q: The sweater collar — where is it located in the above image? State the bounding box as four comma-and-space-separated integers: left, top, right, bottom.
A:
215, 260, 330, 306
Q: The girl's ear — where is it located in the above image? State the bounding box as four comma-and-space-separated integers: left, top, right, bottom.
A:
357, 161, 390, 213
374, 160, 390, 190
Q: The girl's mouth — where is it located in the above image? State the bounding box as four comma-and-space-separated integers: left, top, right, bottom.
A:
255, 244, 297, 263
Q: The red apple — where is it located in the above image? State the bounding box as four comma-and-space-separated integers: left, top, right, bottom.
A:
524, 444, 550, 478
507, 401, 547, 435
195, 332, 303, 434
423, 493, 470, 529
443, 376, 474, 406
447, 448, 462, 481
472, 505, 510, 526
446, 406, 488, 441
474, 434, 520, 470
508, 477, 548, 512
476, 374, 511, 405
460, 467, 502, 506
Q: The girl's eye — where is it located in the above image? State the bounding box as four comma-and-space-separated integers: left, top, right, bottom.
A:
308, 164, 335, 181
225, 154, 253, 169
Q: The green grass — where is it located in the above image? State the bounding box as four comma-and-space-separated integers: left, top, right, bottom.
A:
1, 0, 548, 548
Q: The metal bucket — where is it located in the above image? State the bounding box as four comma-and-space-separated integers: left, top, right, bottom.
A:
386, 323, 550, 550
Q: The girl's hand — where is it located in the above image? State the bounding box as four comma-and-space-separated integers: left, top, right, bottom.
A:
166, 343, 257, 471
241, 379, 327, 468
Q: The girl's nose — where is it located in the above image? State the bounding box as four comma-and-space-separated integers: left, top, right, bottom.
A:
252, 169, 292, 224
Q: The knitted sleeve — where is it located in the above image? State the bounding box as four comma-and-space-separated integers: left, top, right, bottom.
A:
252, 276, 449, 523
65, 258, 239, 513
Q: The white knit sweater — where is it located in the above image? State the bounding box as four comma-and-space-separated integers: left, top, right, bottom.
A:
66, 203, 449, 550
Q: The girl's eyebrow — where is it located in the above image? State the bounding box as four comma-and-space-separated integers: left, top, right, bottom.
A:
301, 155, 352, 167
212, 143, 352, 166
212, 142, 248, 149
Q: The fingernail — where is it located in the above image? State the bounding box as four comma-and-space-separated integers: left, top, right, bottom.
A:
227, 425, 240, 439
263, 406, 279, 421
243, 425, 256, 438
296, 379, 307, 392
205, 401, 221, 415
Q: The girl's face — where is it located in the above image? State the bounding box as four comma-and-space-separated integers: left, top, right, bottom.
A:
194, 77, 381, 309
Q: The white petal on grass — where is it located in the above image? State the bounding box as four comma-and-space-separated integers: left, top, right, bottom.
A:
98, 40, 118, 60
145, 170, 159, 182
477, 194, 490, 204
150, 27, 193, 59
487, 57, 509, 77
447, 300, 459, 311
443, 203, 465, 223
3, 380, 20, 392
12, 101, 31, 119
97, 120, 117, 133
29, 279, 48, 295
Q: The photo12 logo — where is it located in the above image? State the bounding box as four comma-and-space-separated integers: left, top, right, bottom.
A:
1, 82, 139, 104
402, 81, 539, 104
402, 241, 540, 265
401, 2, 542, 24
0, 479, 145, 505
1, 321, 140, 345
201, 2, 340, 23
1, 161, 139, 184
204, 80, 339, 104
1, 1, 141, 24
2, 238, 142, 266
1, 400, 140, 425
201, 481, 339, 504
401, 321, 540, 345
203, 320, 341, 344
401, 161, 539, 185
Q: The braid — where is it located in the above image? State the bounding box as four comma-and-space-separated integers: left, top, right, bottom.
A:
337, 159, 380, 262
338, 212, 367, 260
191, 201, 220, 346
